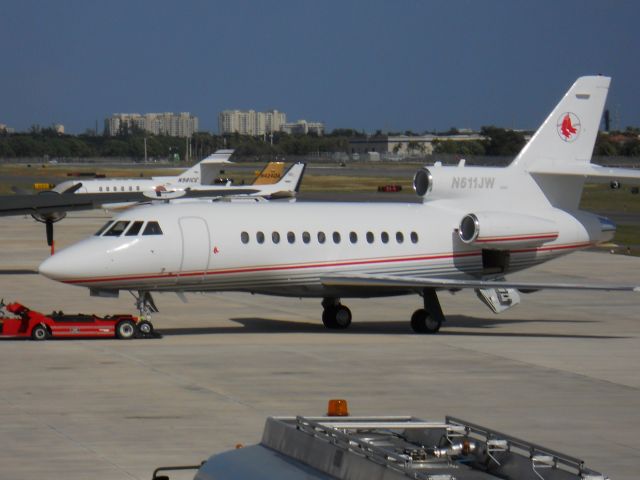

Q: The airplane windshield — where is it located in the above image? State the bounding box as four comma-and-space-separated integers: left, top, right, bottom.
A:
95, 221, 114, 236
142, 221, 163, 235
103, 221, 131, 237
125, 221, 144, 236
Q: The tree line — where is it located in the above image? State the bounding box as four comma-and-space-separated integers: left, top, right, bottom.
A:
0, 126, 638, 159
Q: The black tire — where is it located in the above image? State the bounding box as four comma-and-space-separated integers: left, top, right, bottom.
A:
31, 324, 49, 341
115, 319, 136, 339
322, 307, 337, 328
136, 320, 154, 336
322, 305, 352, 330
410, 309, 441, 334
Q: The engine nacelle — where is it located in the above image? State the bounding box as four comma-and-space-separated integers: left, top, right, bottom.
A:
413, 164, 506, 200
458, 212, 558, 248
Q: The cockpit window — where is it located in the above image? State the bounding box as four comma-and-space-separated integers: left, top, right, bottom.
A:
95, 221, 114, 236
142, 221, 163, 235
103, 221, 131, 237
125, 221, 144, 236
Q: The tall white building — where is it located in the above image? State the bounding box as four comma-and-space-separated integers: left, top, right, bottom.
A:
218, 109, 286, 136
105, 112, 198, 137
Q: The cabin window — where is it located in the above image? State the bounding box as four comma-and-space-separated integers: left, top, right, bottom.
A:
106, 187, 110, 192
272, 231, 280, 244
99, 187, 103, 192
411, 231, 418, 243
317, 231, 326, 244
142, 221, 163, 235
129, 186, 133, 191
302, 231, 311, 244
136, 186, 140, 191
396, 232, 404, 244
366, 231, 374, 244
104, 221, 130, 237
256, 231, 265, 244
287, 231, 295, 244
95, 221, 114, 236
125, 221, 144, 236
333, 232, 341, 244
240, 231, 249, 244
121, 186, 125, 192
349, 232, 358, 244
381, 231, 389, 244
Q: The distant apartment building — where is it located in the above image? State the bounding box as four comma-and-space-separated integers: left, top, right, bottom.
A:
281, 120, 325, 136
218, 109, 286, 136
105, 112, 198, 137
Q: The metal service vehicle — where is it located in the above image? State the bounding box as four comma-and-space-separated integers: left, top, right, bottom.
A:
0, 301, 149, 340
151, 400, 608, 480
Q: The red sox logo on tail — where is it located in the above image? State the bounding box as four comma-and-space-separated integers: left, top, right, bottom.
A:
557, 112, 581, 142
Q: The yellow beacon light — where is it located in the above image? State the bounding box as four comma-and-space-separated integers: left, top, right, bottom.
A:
327, 399, 349, 417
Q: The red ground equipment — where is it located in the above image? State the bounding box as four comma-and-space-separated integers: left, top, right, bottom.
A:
0, 301, 153, 340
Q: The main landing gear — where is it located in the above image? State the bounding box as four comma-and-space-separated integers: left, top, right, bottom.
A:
321, 298, 352, 330
321, 288, 446, 334
410, 288, 445, 334
131, 291, 159, 337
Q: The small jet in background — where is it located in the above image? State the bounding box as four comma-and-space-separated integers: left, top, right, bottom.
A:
0, 152, 305, 251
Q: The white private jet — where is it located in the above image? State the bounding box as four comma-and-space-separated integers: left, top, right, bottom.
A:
53, 149, 236, 194
39, 76, 640, 334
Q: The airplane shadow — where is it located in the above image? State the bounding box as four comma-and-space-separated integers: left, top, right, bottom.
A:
159, 315, 626, 340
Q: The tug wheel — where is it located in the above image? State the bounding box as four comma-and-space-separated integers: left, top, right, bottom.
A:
31, 324, 49, 341
116, 320, 136, 339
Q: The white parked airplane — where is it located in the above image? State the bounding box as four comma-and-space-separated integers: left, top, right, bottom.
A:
53, 149, 237, 194
39, 76, 640, 334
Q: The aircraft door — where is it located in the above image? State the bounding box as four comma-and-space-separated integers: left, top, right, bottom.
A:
178, 217, 211, 282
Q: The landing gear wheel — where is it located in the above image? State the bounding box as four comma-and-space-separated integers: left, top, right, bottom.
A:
31, 324, 49, 341
322, 305, 352, 330
410, 308, 441, 334
136, 320, 154, 337
116, 319, 136, 339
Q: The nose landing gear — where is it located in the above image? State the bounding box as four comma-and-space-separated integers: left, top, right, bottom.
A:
131, 291, 159, 337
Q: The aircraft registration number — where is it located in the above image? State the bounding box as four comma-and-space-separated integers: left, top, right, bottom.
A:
451, 176, 495, 189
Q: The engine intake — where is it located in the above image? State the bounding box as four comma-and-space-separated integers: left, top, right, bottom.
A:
413, 168, 433, 197
458, 212, 559, 248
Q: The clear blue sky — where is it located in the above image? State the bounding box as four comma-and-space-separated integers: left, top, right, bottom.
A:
1, 0, 639, 134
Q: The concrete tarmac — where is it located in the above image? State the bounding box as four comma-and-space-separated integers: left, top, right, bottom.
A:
0, 212, 638, 479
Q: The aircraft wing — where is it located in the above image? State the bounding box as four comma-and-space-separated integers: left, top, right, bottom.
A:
0, 188, 265, 218
320, 273, 640, 292
0, 191, 147, 217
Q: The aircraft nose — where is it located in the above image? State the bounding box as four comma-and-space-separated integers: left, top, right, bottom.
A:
39, 250, 73, 281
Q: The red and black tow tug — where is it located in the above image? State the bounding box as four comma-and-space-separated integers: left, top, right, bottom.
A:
0, 301, 155, 340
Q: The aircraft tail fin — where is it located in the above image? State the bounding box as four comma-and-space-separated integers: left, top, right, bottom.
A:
264, 163, 307, 198
252, 162, 285, 185
176, 149, 234, 185
509, 76, 611, 209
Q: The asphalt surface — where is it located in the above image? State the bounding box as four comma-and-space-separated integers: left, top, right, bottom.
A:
0, 211, 638, 480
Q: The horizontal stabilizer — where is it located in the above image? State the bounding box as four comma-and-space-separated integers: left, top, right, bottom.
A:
201, 149, 235, 163
530, 163, 640, 184
321, 273, 640, 293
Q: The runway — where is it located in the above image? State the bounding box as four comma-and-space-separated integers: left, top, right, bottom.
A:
0, 212, 639, 479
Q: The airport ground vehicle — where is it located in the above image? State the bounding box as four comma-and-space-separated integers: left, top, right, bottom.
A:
151, 400, 608, 480
0, 301, 150, 340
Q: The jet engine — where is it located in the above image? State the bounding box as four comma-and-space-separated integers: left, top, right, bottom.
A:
457, 212, 558, 249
